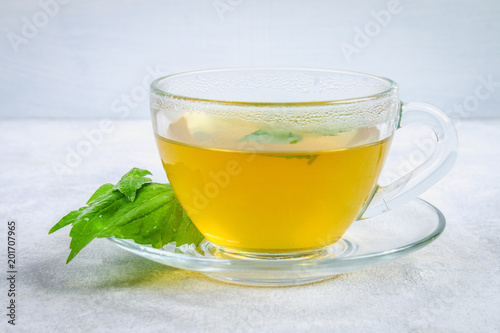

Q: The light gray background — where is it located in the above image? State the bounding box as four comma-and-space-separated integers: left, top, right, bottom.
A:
1, 1, 500, 332
1, 0, 499, 119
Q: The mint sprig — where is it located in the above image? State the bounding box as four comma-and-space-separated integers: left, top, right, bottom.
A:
49, 168, 204, 263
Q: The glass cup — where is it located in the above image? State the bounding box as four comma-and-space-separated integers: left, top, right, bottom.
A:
150, 68, 457, 260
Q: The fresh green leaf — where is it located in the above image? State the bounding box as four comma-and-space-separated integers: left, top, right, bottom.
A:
49, 207, 85, 235
236, 126, 348, 145
86, 183, 114, 204
237, 129, 302, 144
113, 168, 152, 201
269, 154, 319, 165
49, 168, 204, 263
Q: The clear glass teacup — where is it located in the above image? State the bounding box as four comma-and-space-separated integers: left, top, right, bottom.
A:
150, 68, 457, 260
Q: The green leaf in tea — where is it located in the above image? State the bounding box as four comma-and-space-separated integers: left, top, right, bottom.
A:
236, 126, 348, 145
49, 168, 204, 263
269, 154, 319, 165
237, 129, 303, 144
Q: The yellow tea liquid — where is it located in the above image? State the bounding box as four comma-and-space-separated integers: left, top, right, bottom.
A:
155, 115, 391, 253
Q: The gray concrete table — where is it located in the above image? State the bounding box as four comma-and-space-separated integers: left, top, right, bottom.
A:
1, 119, 498, 332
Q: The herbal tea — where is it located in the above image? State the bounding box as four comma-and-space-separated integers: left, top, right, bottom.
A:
155, 113, 392, 253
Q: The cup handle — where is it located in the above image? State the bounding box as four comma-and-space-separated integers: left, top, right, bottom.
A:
360, 102, 458, 219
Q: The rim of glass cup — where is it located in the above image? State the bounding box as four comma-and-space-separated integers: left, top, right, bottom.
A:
150, 68, 398, 106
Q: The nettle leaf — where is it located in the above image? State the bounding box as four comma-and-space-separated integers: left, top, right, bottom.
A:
270, 154, 319, 165
237, 129, 303, 144
49, 207, 86, 235
236, 127, 346, 145
87, 183, 114, 204
106, 183, 204, 249
49, 168, 204, 263
113, 168, 152, 201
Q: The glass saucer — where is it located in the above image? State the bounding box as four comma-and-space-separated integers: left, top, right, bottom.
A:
108, 198, 445, 287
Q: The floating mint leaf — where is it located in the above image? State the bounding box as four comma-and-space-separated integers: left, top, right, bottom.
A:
269, 154, 319, 165
237, 129, 302, 144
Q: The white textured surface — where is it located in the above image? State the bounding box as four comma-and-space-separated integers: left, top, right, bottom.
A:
0, 119, 499, 332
